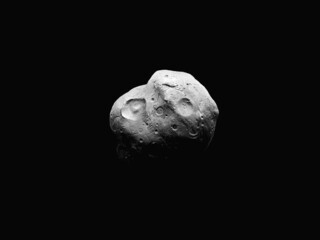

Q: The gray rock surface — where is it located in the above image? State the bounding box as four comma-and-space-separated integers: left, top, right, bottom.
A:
110, 70, 219, 163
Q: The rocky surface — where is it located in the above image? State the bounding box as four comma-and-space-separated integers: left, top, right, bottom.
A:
109, 70, 219, 164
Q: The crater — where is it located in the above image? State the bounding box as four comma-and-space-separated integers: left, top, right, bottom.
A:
189, 126, 199, 138
110, 116, 120, 131
156, 106, 164, 116
121, 98, 146, 121
176, 98, 194, 117
171, 124, 178, 131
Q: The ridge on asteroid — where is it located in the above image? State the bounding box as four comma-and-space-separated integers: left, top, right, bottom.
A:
109, 70, 219, 165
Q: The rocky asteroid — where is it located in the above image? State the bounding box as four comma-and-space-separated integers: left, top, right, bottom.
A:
109, 70, 219, 165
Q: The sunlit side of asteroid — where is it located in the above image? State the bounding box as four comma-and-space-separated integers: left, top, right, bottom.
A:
109, 70, 219, 165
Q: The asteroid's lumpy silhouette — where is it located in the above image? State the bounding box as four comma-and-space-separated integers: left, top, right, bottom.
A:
110, 70, 219, 165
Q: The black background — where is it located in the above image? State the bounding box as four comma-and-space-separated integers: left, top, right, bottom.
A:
17, 4, 295, 231
39, 15, 270, 181
48, 18, 270, 177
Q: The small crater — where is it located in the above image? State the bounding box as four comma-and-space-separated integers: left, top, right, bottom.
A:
189, 127, 199, 138
155, 129, 158, 134
139, 139, 143, 143
171, 124, 178, 131
151, 97, 155, 101
156, 107, 163, 116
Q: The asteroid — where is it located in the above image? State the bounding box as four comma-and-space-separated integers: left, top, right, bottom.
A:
109, 70, 219, 165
